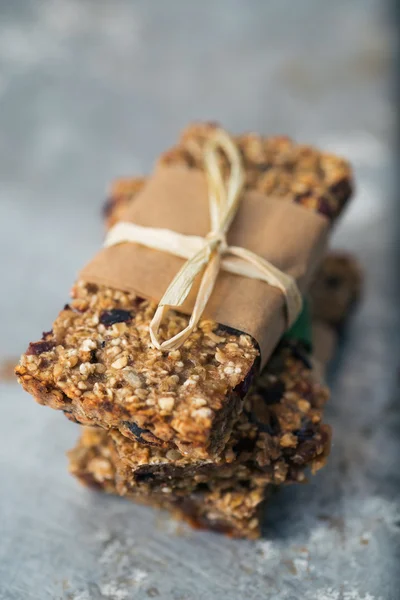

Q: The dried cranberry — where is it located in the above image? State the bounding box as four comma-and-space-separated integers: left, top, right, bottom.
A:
87, 283, 98, 294
135, 470, 156, 483
324, 275, 341, 289
294, 420, 315, 442
234, 362, 258, 398
26, 340, 55, 356
126, 422, 148, 438
122, 421, 161, 446
329, 178, 352, 202
135, 296, 146, 306
261, 412, 280, 436
101, 400, 114, 412
99, 309, 132, 327
42, 330, 53, 339
316, 198, 334, 220
291, 440, 318, 464
245, 406, 280, 436
262, 380, 285, 405
233, 437, 256, 456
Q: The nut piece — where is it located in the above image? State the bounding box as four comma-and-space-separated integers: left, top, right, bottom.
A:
80, 339, 97, 352
79, 362, 95, 377
111, 356, 128, 370
158, 397, 175, 411
166, 449, 182, 461
192, 407, 213, 420
123, 368, 143, 388
280, 433, 297, 448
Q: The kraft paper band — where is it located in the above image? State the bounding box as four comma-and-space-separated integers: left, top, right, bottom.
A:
81, 134, 329, 367
104, 131, 302, 351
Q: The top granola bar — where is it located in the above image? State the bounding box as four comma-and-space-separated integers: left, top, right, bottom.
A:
15, 123, 353, 459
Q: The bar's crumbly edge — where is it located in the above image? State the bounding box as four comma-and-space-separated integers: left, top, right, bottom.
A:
69, 339, 330, 498
15, 122, 353, 459
68, 424, 271, 540
67, 336, 333, 543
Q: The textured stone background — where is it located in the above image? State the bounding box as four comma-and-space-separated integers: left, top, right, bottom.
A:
0, 1, 399, 599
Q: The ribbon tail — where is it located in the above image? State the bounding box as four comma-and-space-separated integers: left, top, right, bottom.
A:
159, 244, 211, 307
149, 252, 221, 351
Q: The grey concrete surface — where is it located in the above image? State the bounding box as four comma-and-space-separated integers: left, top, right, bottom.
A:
0, 1, 399, 599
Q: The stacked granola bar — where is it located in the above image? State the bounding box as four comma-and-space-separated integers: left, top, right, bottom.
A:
67, 253, 361, 538
16, 124, 360, 538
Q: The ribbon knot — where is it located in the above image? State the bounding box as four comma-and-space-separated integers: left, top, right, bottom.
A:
205, 231, 228, 253
104, 129, 303, 352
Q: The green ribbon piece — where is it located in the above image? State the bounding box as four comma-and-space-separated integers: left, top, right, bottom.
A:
283, 298, 313, 351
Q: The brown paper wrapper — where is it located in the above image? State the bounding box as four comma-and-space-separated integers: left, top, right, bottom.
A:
81, 165, 329, 367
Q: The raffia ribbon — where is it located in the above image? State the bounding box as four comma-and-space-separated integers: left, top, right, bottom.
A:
104, 129, 303, 351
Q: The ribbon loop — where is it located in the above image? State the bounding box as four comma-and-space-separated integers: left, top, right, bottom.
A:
105, 128, 303, 352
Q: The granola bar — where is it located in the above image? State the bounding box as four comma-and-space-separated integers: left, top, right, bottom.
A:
103, 167, 361, 337
16, 123, 353, 459
68, 255, 360, 539
103, 163, 361, 386
67, 332, 332, 539
66, 334, 334, 539
310, 252, 362, 327
68, 429, 268, 539
68, 338, 331, 500
101, 340, 329, 494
